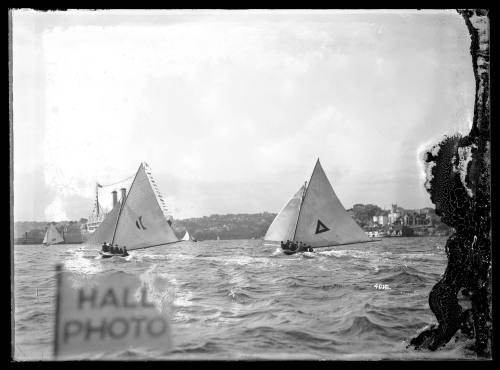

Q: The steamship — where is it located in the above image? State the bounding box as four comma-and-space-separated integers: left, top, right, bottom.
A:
81, 184, 126, 242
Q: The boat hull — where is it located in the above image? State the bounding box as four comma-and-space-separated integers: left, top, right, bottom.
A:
279, 238, 380, 255
282, 246, 314, 255
99, 251, 128, 258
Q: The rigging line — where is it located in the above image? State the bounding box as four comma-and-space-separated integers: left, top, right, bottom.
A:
98, 174, 135, 188
292, 179, 311, 242
111, 166, 142, 245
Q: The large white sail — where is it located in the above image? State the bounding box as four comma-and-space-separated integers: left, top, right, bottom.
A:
112, 163, 179, 250
182, 230, 191, 241
293, 160, 370, 247
43, 224, 64, 245
264, 159, 370, 248
87, 199, 122, 246
264, 184, 306, 243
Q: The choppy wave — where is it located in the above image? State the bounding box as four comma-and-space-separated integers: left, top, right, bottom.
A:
13, 237, 483, 360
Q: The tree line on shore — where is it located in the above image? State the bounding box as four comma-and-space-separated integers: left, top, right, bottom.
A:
13, 204, 453, 243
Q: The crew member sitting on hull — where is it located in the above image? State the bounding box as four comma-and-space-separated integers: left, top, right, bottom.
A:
122, 246, 129, 257
281, 240, 314, 254
102, 243, 109, 253
298, 241, 303, 250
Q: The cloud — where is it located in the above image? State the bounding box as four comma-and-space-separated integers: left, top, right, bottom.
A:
12, 10, 473, 220
44, 197, 68, 221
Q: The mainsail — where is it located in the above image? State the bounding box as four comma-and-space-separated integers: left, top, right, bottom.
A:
43, 224, 64, 245
264, 159, 370, 248
89, 162, 179, 250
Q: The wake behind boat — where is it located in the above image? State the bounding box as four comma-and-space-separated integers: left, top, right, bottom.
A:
88, 162, 179, 256
264, 159, 375, 255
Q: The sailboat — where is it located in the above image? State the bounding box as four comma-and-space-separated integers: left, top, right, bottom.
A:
264, 159, 373, 254
42, 224, 64, 246
89, 162, 179, 257
181, 230, 197, 242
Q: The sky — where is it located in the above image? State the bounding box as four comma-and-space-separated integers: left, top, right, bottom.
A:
11, 9, 475, 221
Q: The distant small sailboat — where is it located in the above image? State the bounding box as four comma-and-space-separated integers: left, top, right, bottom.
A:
182, 230, 197, 242
89, 162, 179, 256
43, 224, 64, 246
264, 159, 373, 254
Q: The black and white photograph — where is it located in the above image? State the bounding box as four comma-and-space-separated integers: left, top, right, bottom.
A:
10, 9, 491, 361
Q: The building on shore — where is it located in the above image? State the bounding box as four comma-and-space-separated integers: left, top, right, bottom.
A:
62, 222, 83, 244
363, 204, 451, 237
14, 229, 45, 244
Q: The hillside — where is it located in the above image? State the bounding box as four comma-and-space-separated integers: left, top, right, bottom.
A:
14, 205, 453, 244
171, 212, 276, 241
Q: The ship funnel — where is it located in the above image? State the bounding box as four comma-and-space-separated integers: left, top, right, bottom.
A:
112, 190, 117, 207
120, 188, 127, 201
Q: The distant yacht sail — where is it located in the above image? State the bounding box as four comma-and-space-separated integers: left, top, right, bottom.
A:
43, 224, 64, 245
89, 162, 179, 251
264, 159, 370, 248
181, 230, 197, 242
182, 230, 190, 241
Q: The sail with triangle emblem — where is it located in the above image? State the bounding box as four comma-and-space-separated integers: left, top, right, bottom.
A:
264, 159, 371, 249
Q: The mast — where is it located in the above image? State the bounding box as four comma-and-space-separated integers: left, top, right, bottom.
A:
110, 164, 141, 246
96, 183, 100, 219
292, 159, 320, 242
110, 195, 126, 246
292, 180, 308, 242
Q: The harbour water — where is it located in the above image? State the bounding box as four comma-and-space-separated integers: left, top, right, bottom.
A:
13, 237, 481, 360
